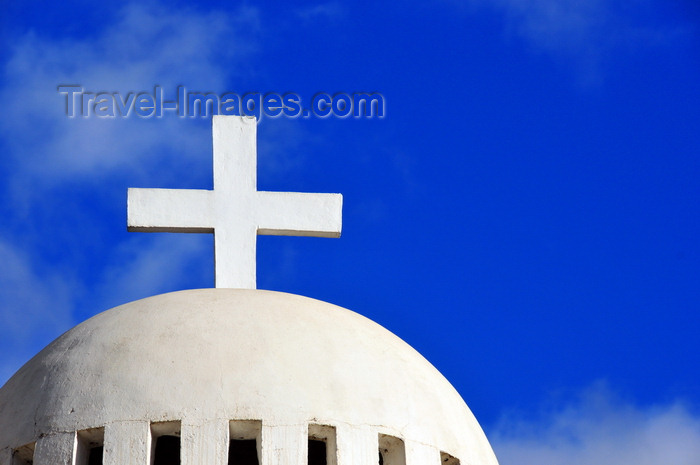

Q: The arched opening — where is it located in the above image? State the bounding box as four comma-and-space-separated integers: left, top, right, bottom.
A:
228, 420, 261, 465
440, 452, 460, 465
77, 427, 104, 465
87, 446, 103, 465
378, 434, 405, 465
308, 439, 326, 465
228, 439, 259, 465
308, 424, 336, 465
11, 443, 34, 465
151, 421, 181, 465
153, 436, 180, 465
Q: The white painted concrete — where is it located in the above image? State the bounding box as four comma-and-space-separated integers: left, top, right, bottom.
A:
262, 424, 306, 465
0, 289, 498, 465
336, 424, 377, 465
182, 419, 228, 465
33, 432, 74, 465
405, 440, 440, 465
128, 116, 343, 289
103, 421, 150, 465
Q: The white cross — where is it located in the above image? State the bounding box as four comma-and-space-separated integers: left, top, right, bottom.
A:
127, 115, 343, 289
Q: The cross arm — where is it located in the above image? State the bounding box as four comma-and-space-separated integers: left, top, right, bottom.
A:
256, 191, 343, 237
127, 188, 215, 233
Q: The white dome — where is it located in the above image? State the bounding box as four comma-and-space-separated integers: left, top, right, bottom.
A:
0, 289, 498, 465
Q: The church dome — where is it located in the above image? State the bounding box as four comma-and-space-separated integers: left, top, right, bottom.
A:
0, 289, 498, 465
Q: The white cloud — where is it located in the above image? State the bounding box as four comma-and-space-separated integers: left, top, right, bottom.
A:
491, 0, 609, 51
0, 1, 260, 199
450, 0, 692, 83
0, 239, 77, 384
295, 1, 345, 22
491, 383, 700, 465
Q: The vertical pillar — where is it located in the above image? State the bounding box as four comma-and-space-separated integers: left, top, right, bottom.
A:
33, 432, 75, 465
181, 419, 228, 465
260, 424, 306, 465
405, 440, 441, 465
336, 424, 377, 465
104, 421, 150, 465
0, 447, 13, 465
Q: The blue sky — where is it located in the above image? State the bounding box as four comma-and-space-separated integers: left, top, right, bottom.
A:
1, 1, 700, 463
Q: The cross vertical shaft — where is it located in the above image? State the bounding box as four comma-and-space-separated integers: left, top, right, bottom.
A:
213, 116, 258, 289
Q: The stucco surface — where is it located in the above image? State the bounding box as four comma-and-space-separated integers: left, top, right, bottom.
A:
0, 289, 498, 465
